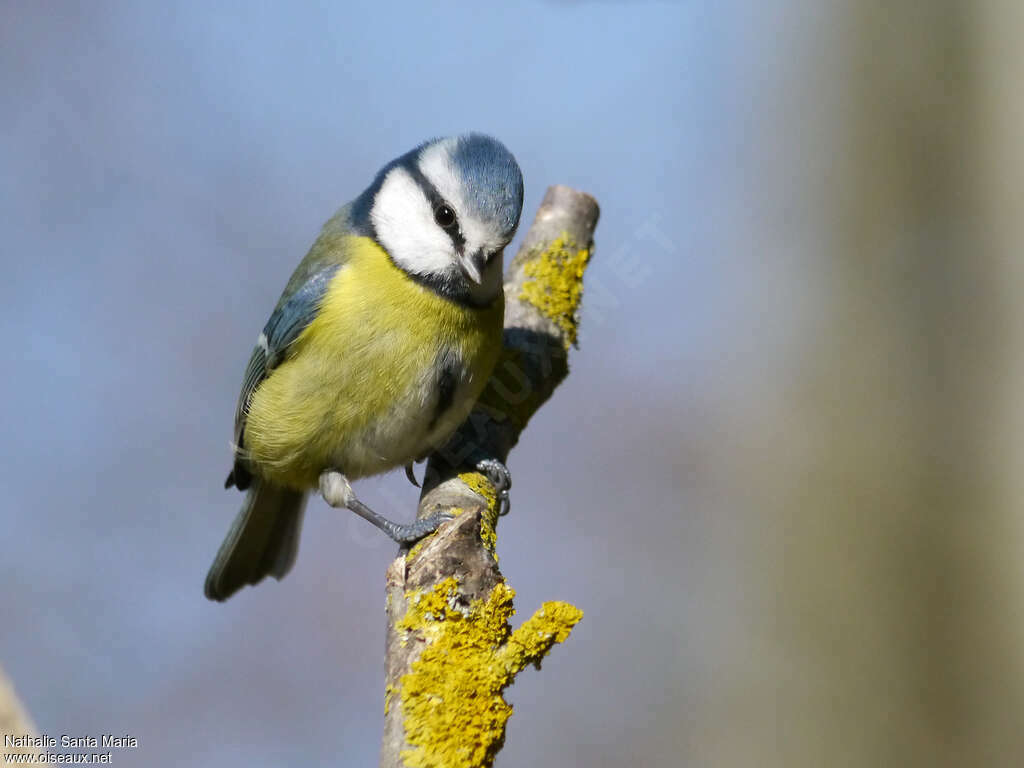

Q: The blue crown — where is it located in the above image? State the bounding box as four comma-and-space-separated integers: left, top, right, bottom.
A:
448, 134, 524, 239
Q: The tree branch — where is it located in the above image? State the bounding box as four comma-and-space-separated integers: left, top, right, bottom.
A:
0, 665, 44, 761
380, 186, 600, 768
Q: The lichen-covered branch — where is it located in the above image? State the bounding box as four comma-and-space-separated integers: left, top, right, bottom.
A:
380, 186, 600, 768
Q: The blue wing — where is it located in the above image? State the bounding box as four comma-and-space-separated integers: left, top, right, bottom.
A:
226, 263, 341, 489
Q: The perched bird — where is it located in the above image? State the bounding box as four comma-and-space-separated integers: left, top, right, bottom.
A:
205, 134, 523, 602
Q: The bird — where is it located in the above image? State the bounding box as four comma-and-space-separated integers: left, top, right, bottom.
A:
204, 134, 523, 602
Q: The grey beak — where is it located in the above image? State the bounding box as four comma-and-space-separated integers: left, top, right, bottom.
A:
458, 249, 487, 284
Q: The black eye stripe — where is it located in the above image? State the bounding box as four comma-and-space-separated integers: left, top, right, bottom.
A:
407, 164, 466, 250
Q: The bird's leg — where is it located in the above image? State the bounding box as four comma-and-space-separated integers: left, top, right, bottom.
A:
474, 458, 512, 517
319, 470, 452, 544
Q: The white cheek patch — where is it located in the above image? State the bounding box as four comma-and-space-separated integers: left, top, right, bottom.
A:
371, 167, 453, 276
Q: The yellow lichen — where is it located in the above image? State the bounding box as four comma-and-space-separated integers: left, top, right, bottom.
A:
518, 234, 591, 349
459, 472, 499, 555
460, 471, 497, 512
397, 579, 582, 768
497, 601, 583, 667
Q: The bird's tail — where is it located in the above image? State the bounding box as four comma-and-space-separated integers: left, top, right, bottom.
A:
204, 479, 307, 602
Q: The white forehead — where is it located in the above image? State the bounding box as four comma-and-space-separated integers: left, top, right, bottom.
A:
417, 140, 505, 251
417, 138, 462, 209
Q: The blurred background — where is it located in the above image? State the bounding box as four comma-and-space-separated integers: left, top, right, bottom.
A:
3, 1, 1024, 766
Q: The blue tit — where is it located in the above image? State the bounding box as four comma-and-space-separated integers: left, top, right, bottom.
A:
205, 134, 524, 602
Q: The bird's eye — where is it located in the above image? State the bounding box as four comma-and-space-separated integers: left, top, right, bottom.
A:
434, 204, 457, 230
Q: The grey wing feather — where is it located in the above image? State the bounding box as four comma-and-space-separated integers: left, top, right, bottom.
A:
227, 262, 342, 487
232, 346, 269, 451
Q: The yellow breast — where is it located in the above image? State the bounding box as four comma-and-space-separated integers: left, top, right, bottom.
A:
244, 235, 503, 489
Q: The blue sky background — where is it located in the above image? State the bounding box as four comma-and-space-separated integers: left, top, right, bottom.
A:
0, 2, 812, 765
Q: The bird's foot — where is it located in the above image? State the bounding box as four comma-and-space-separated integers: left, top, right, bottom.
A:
377, 509, 455, 544
319, 470, 452, 544
474, 458, 512, 517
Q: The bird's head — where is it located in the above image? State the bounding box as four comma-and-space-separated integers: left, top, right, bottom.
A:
364, 134, 524, 303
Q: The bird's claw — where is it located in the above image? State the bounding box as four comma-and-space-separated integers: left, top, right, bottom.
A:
474, 458, 512, 517
404, 462, 420, 488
